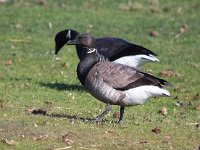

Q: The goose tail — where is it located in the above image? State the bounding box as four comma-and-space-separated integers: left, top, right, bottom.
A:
143, 54, 159, 62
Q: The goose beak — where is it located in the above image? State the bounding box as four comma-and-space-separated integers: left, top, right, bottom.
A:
67, 40, 77, 45
55, 46, 59, 55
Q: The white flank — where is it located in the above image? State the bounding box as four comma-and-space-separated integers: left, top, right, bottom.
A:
123, 85, 170, 106
113, 54, 159, 68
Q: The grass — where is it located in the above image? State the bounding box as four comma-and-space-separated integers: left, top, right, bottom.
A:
0, 0, 200, 149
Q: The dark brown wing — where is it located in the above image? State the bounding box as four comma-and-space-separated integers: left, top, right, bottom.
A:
94, 62, 170, 91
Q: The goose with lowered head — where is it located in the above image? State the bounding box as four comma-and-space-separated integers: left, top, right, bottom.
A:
55, 29, 159, 69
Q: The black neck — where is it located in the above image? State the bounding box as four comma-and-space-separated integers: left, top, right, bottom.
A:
77, 48, 108, 86
69, 30, 79, 41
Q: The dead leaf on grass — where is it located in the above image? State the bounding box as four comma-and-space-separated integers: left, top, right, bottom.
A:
39, 0, 47, 6
173, 96, 179, 100
179, 24, 188, 34
105, 130, 116, 136
175, 24, 188, 38
44, 101, 53, 107
25, 107, 36, 113
0, 74, 5, 80
196, 123, 200, 129
48, 22, 53, 29
175, 101, 182, 106
119, 1, 143, 12
152, 127, 161, 134
149, 31, 159, 37
159, 69, 180, 77
176, 7, 182, 14
11, 52, 16, 56
173, 86, 189, 93
79, 147, 97, 150
190, 62, 200, 68
58, 3, 65, 8
32, 135, 48, 141
119, 1, 134, 11
61, 62, 69, 68
196, 105, 200, 110
175, 100, 191, 107
162, 135, 171, 143
0, 0, 7, 4
70, 118, 77, 124
193, 93, 200, 100
162, 6, 170, 13
186, 122, 198, 125
15, 23, 22, 29
5, 59, 13, 66
1, 138, 18, 146
61, 134, 74, 145
54, 146, 73, 150
138, 141, 149, 144
148, 0, 160, 12
83, 1, 93, 8
0, 100, 7, 108
182, 96, 190, 101
113, 112, 120, 119
159, 107, 168, 115
9, 38, 30, 43
33, 123, 38, 127
25, 107, 47, 115
179, 108, 186, 114
194, 145, 200, 150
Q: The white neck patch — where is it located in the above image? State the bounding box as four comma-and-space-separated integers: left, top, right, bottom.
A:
86, 48, 97, 53
66, 30, 71, 40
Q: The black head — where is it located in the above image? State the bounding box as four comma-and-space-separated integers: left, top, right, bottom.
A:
54, 29, 79, 55
67, 33, 96, 49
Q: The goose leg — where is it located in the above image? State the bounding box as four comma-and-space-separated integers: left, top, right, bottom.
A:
118, 106, 125, 124
91, 103, 112, 122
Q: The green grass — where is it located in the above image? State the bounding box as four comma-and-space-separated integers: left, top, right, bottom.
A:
0, 0, 200, 149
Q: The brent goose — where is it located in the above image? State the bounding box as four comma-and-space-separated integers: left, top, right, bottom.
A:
55, 29, 159, 68
67, 33, 171, 123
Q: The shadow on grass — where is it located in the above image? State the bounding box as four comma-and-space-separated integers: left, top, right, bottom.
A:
39, 82, 85, 92
48, 113, 113, 124
48, 113, 90, 122
31, 111, 113, 124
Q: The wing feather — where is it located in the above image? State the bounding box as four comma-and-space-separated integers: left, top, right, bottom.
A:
92, 62, 169, 91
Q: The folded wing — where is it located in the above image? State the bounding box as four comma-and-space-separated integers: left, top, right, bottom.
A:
94, 62, 170, 91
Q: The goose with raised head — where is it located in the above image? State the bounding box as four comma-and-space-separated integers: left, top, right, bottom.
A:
67, 33, 171, 123
55, 29, 159, 69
